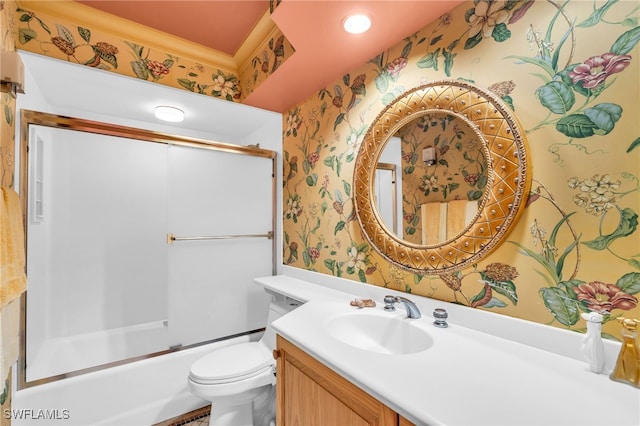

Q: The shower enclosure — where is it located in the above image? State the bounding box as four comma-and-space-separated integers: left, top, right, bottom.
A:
19, 110, 277, 388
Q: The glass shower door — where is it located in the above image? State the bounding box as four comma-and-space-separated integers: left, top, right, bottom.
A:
166, 144, 274, 348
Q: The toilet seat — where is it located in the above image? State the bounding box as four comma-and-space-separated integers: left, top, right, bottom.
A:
189, 342, 273, 385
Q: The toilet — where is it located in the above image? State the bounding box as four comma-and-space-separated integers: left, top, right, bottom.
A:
188, 294, 300, 426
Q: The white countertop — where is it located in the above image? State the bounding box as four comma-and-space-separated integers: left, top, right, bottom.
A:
256, 274, 640, 426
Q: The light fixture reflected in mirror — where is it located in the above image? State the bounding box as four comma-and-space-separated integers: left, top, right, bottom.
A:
422, 146, 436, 166
343, 14, 371, 34
154, 105, 184, 122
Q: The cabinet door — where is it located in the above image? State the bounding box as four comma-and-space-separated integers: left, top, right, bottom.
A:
276, 335, 398, 426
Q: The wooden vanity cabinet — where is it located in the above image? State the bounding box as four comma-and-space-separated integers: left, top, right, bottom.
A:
274, 335, 415, 426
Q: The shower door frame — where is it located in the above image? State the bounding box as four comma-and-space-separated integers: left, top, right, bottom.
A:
17, 109, 278, 389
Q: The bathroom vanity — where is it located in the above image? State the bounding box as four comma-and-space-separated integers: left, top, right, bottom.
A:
275, 335, 413, 426
258, 273, 640, 426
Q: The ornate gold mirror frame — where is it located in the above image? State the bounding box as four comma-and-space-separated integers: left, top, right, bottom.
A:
354, 80, 531, 274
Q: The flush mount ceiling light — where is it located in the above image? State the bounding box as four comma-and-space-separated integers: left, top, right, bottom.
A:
343, 14, 371, 34
154, 105, 184, 122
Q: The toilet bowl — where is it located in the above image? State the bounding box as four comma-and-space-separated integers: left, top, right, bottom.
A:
188, 295, 300, 426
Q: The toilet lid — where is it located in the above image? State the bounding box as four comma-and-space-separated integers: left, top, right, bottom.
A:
189, 342, 273, 383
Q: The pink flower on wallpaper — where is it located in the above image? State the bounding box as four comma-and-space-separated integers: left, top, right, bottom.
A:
574, 281, 638, 313
307, 152, 320, 167
307, 247, 320, 261
146, 60, 170, 77
568, 53, 631, 89
385, 57, 408, 79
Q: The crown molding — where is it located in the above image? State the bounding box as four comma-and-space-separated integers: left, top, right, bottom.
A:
233, 9, 279, 71
18, 0, 238, 72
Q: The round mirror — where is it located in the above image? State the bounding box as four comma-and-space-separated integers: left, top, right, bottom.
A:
354, 80, 531, 274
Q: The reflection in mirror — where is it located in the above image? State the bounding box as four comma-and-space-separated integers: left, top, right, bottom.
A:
377, 112, 488, 246
374, 136, 403, 237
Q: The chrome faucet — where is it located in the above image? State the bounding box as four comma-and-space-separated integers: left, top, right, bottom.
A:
383, 295, 422, 319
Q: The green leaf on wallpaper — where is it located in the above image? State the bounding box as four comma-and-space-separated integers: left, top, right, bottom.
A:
629, 258, 640, 270
334, 221, 346, 235
323, 155, 335, 169
557, 280, 582, 300
94, 48, 118, 69
464, 32, 482, 50
4, 105, 13, 126
467, 190, 483, 201
555, 238, 580, 280
583, 208, 638, 250
401, 41, 413, 59
430, 35, 443, 46
627, 137, 640, 153
491, 23, 511, 42
56, 24, 76, 46
477, 174, 488, 190
556, 114, 597, 138
416, 48, 440, 70
443, 50, 456, 77
577, 0, 617, 28
18, 28, 38, 44
535, 81, 574, 114
481, 274, 518, 305
78, 27, 91, 43
334, 113, 345, 130
584, 103, 622, 134
302, 250, 311, 267
484, 297, 507, 309
610, 26, 640, 55
324, 259, 336, 274
375, 72, 389, 94
343, 180, 351, 197
539, 287, 579, 326
616, 272, 640, 295
501, 95, 514, 111
177, 78, 196, 92
302, 159, 310, 175
334, 190, 343, 204
305, 173, 318, 187
131, 60, 149, 80
358, 269, 366, 283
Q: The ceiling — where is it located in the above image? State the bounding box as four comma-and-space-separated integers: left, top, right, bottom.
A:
75, 0, 463, 113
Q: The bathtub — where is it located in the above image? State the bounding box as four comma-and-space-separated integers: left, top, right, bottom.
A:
12, 334, 258, 425
27, 320, 170, 383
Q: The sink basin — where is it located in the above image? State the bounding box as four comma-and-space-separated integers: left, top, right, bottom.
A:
325, 310, 433, 355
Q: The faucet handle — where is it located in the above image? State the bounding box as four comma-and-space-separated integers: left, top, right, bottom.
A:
433, 308, 448, 328
383, 295, 396, 311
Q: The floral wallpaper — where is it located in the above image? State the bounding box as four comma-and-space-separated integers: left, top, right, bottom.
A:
13, 1, 294, 104
283, 0, 640, 339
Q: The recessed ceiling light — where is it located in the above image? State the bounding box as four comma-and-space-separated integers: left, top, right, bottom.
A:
343, 14, 371, 34
154, 105, 184, 122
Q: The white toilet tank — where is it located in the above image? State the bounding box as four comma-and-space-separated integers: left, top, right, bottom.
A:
259, 296, 302, 352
